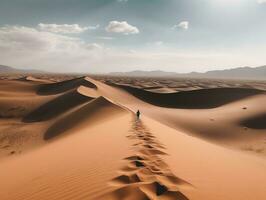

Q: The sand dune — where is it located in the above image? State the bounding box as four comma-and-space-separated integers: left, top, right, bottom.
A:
87, 77, 266, 155
37, 76, 97, 95
44, 96, 127, 140
24, 88, 94, 122
0, 75, 266, 200
0, 77, 99, 157
109, 83, 264, 109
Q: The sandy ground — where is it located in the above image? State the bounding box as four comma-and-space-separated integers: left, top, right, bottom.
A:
0, 75, 265, 200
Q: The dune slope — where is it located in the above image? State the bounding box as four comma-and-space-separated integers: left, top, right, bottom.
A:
1, 113, 266, 200
110, 83, 264, 109
0, 77, 99, 158
24, 88, 94, 122
44, 96, 127, 140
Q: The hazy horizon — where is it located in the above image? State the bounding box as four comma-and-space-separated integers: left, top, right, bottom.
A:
0, 0, 266, 73
2, 63, 266, 75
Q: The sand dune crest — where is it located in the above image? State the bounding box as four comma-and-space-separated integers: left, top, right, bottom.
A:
38, 76, 97, 95
24, 87, 94, 122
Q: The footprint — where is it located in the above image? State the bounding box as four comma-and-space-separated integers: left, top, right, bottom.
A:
134, 160, 145, 168
125, 155, 145, 161
111, 174, 142, 185
105, 118, 191, 200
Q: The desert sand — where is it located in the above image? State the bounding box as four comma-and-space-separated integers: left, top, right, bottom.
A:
0, 75, 266, 200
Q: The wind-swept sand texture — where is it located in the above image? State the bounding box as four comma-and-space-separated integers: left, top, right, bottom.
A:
0, 75, 266, 200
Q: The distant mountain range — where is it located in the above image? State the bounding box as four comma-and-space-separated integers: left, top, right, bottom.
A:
0, 65, 46, 74
110, 66, 266, 80
1, 64, 266, 80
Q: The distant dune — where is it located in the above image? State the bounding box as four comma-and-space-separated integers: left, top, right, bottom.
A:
109, 83, 264, 109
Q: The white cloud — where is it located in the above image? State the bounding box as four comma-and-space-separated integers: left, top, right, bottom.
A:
0, 26, 70, 51
173, 21, 189, 30
117, 0, 128, 2
257, 0, 266, 3
105, 21, 139, 35
0, 25, 103, 52
38, 23, 93, 34
96, 36, 114, 40
0, 25, 105, 72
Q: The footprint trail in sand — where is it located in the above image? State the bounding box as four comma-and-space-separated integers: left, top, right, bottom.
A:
105, 117, 191, 200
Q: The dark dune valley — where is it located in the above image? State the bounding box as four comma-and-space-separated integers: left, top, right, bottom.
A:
0, 74, 266, 200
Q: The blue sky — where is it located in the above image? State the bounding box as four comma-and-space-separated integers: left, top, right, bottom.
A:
0, 0, 266, 73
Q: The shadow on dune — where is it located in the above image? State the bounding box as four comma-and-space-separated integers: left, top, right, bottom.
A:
37, 77, 97, 95
110, 83, 264, 109
240, 113, 266, 129
23, 89, 94, 122
44, 96, 126, 140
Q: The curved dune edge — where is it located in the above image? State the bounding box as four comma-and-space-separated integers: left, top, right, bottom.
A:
16, 76, 54, 84
77, 85, 100, 98
240, 113, 266, 130
37, 76, 97, 95
44, 96, 129, 140
23, 87, 95, 122
26, 76, 55, 83
109, 83, 265, 109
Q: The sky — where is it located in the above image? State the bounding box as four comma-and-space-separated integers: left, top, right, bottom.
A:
0, 0, 266, 73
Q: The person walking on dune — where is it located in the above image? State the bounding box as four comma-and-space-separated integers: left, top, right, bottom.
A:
136, 110, 141, 119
